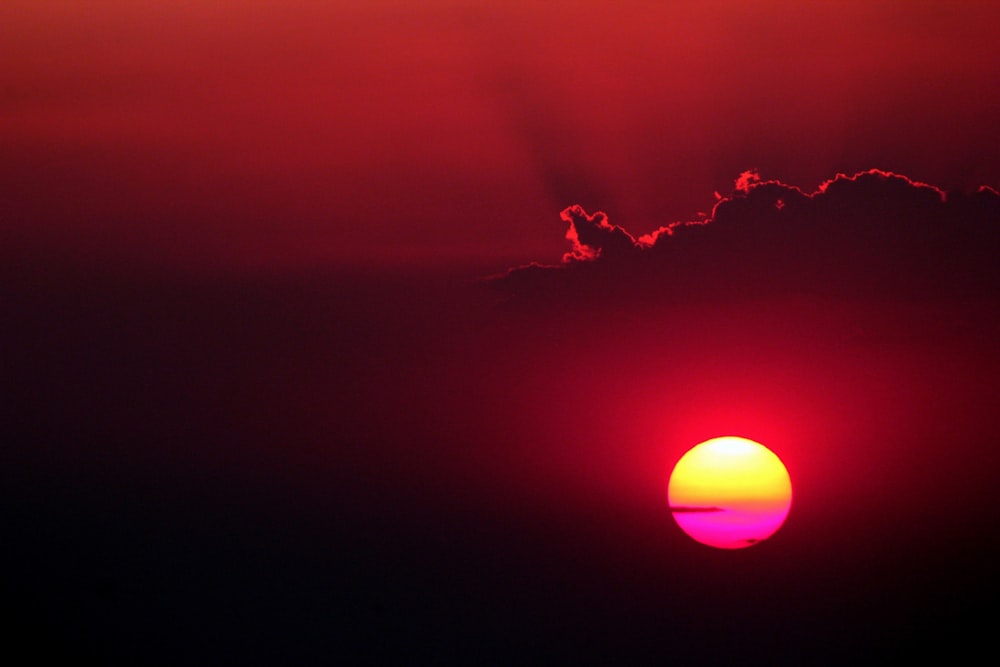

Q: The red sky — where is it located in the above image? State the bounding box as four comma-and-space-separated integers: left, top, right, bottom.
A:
4, 1, 1000, 271
5, 3, 1000, 662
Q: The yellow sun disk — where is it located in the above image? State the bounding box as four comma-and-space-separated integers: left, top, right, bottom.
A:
671, 448, 789, 505
668, 437, 792, 549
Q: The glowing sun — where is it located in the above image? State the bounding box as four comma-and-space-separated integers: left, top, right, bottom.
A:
668, 436, 792, 549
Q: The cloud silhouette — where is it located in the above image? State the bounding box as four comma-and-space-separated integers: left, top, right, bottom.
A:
669, 506, 725, 513
497, 169, 1000, 303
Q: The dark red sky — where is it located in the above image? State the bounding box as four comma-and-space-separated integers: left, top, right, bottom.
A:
4, 1, 1000, 271
4, 3, 1000, 663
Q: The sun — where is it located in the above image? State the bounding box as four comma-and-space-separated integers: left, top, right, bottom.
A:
668, 436, 792, 549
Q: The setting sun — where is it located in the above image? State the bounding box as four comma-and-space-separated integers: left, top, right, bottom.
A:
668, 436, 792, 549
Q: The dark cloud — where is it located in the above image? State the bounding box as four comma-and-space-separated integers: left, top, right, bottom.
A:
561, 205, 638, 262
669, 506, 724, 513
497, 169, 1000, 303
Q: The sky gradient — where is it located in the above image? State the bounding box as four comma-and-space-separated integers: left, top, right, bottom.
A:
5, 1, 1000, 271
4, 2, 1000, 663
